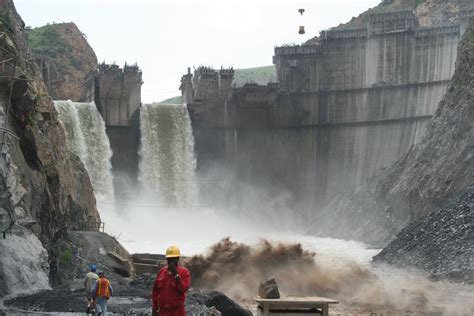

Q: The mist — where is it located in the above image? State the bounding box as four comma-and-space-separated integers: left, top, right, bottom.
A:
90, 102, 473, 315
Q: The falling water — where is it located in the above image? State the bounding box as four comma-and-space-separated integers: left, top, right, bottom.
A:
54, 100, 114, 200
139, 103, 196, 206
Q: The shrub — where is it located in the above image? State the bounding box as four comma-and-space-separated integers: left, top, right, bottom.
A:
59, 248, 73, 267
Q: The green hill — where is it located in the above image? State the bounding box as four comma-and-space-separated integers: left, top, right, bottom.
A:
158, 95, 183, 104
157, 65, 277, 104
233, 65, 276, 87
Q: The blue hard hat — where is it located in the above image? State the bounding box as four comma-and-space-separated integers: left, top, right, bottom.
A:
90, 264, 97, 272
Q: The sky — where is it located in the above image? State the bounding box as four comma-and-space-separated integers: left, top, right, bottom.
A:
14, 0, 380, 103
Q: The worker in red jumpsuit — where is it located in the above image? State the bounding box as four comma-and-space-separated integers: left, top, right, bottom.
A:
152, 245, 191, 316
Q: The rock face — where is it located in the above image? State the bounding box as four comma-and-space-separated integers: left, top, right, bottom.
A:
26, 22, 97, 101
374, 188, 474, 283
0, 0, 99, 296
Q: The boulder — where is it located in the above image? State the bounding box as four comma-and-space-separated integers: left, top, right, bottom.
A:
258, 278, 280, 299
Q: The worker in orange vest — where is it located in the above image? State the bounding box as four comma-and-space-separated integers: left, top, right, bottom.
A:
152, 245, 191, 316
92, 271, 113, 316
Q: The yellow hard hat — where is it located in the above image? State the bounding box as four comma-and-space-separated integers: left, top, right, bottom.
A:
165, 245, 181, 258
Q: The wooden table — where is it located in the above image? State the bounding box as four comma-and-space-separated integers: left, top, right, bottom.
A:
254, 296, 338, 316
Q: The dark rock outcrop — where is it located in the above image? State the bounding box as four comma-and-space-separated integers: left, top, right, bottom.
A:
186, 290, 252, 316
0, 0, 99, 296
374, 188, 474, 283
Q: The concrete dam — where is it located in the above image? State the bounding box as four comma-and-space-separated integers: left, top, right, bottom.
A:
52, 9, 471, 222
182, 10, 470, 214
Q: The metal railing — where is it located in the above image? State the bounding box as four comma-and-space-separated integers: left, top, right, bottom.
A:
80, 221, 105, 232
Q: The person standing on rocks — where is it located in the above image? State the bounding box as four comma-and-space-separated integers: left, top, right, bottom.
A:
152, 245, 191, 316
84, 264, 99, 313
92, 271, 113, 316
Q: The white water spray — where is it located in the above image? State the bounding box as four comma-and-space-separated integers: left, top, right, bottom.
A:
54, 100, 114, 200
139, 103, 196, 206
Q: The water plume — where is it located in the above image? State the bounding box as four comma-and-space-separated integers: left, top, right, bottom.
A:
184, 238, 474, 315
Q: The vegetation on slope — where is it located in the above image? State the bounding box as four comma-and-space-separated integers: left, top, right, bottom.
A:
158, 95, 183, 105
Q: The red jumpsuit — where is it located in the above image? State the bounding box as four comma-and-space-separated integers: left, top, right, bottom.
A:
152, 265, 191, 316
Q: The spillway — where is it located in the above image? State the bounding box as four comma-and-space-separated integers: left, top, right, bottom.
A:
139, 103, 196, 207
54, 100, 114, 200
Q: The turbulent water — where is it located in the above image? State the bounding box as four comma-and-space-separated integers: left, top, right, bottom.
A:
139, 103, 196, 206
98, 201, 474, 315
54, 100, 114, 200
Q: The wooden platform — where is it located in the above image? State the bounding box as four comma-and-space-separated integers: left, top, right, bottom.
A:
254, 296, 338, 316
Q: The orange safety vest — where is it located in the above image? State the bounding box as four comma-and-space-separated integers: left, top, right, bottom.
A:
96, 277, 111, 299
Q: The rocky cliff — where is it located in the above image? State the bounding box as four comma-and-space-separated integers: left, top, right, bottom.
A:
0, 0, 99, 297
26, 22, 97, 101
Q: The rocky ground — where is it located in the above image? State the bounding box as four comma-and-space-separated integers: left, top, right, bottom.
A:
3, 286, 251, 315
374, 187, 474, 283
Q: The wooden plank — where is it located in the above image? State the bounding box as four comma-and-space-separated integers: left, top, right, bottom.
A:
255, 296, 338, 304
258, 303, 324, 310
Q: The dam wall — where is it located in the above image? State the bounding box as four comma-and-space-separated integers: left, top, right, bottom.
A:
184, 10, 466, 207
84, 63, 142, 196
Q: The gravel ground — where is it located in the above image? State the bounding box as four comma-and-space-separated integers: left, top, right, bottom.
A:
374, 187, 474, 283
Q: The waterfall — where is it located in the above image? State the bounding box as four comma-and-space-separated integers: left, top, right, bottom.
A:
139, 103, 196, 206
54, 100, 114, 200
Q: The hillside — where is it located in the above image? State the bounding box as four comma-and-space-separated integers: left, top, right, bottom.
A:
305, 0, 473, 45
26, 22, 97, 101
340, 0, 472, 28
158, 65, 276, 104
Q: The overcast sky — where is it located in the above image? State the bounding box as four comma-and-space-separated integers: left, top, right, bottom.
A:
15, 0, 380, 103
